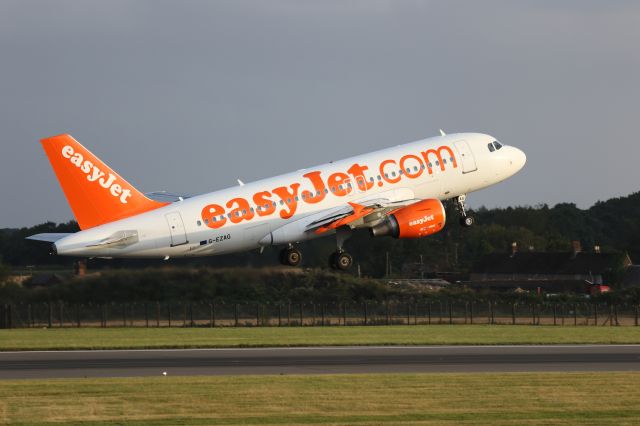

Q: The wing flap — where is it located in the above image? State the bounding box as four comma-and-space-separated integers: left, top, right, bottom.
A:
305, 197, 422, 234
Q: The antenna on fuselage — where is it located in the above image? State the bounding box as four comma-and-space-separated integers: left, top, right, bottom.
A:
237, 179, 245, 186
439, 129, 446, 136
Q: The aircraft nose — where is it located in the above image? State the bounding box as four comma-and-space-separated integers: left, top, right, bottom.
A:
510, 147, 526, 172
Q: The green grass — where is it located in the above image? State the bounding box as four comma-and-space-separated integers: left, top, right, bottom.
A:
1, 372, 639, 424
2, 325, 640, 351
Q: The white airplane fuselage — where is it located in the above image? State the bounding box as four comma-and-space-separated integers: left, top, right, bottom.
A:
50, 132, 526, 258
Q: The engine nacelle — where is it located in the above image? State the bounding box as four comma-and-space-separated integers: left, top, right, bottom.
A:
370, 199, 446, 239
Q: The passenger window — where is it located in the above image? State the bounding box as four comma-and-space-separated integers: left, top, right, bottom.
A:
488, 143, 495, 152
197, 220, 202, 226
204, 219, 209, 224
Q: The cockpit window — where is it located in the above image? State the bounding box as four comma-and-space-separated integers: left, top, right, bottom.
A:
493, 141, 503, 150
488, 143, 495, 152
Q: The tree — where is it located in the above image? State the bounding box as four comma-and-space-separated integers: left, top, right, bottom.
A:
0, 256, 9, 283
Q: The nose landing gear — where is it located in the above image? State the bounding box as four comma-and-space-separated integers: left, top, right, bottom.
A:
456, 194, 474, 227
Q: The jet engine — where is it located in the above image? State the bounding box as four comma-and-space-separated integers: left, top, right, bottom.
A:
370, 199, 446, 239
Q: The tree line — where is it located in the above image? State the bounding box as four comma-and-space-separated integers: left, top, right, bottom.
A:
2, 266, 640, 306
1, 191, 639, 278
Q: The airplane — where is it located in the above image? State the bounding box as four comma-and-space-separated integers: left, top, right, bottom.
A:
28, 131, 526, 270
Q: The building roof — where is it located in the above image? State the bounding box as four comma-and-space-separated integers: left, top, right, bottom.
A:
472, 252, 629, 276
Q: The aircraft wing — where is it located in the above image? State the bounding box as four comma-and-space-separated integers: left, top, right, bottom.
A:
305, 197, 421, 234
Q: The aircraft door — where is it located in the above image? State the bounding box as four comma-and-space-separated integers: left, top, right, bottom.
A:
454, 140, 478, 173
165, 212, 188, 246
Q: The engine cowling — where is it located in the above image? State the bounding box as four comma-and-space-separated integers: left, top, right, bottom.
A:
370, 199, 446, 239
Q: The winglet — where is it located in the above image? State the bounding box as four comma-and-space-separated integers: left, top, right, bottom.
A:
40, 134, 168, 230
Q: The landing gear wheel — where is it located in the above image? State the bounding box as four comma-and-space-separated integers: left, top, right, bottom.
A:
456, 194, 474, 228
330, 251, 353, 271
280, 247, 302, 267
460, 216, 474, 227
336, 252, 353, 270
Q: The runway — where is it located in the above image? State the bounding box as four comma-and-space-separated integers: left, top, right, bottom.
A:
1, 345, 640, 379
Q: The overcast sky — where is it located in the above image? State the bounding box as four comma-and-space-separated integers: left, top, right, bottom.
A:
1, 1, 639, 228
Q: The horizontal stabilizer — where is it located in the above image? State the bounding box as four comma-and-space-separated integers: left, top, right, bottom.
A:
144, 191, 192, 203
26, 233, 72, 243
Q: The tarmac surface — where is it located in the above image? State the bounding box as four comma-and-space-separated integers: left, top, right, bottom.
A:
1, 345, 640, 379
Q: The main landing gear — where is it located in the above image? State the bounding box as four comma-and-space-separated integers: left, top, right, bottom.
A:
329, 251, 353, 271
329, 226, 354, 271
279, 245, 302, 267
278, 226, 356, 271
456, 194, 475, 227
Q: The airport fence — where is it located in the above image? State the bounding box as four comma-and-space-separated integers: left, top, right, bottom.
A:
1, 300, 639, 328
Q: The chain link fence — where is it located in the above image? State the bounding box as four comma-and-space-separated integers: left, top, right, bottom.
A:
1, 301, 639, 328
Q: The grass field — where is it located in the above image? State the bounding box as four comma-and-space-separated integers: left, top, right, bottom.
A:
1, 325, 640, 351
1, 372, 639, 424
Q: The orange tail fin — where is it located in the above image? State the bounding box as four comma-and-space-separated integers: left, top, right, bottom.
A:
41, 134, 168, 230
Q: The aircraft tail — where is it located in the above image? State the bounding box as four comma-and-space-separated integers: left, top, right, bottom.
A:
40, 134, 167, 230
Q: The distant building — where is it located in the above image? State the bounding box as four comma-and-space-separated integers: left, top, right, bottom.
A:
467, 241, 632, 293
